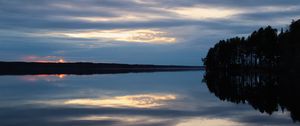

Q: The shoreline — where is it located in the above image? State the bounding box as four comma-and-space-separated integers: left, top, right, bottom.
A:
0, 61, 204, 75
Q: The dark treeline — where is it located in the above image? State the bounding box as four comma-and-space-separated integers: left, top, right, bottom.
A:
202, 19, 300, 122
203, 19, 300, 72
0, 62, 203, 75
203, 71, 300, 122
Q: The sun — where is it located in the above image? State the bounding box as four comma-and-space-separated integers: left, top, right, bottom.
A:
57, 74, 66, 79
58, 59, 65, 63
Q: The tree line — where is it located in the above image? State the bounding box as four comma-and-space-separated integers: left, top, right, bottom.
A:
203, 19, 300, 72
203, 70, 300, 122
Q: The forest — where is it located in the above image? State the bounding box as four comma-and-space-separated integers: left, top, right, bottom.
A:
203, 19, 300, 72
203, 19, 300, 122
203, 70, 300, 122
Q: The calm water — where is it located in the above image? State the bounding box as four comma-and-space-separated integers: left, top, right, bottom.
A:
0, 71, 298, 126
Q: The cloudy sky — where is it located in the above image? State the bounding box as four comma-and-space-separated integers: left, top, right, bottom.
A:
1, 0, 300, 65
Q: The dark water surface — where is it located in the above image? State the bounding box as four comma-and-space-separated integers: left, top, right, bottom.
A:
0, 71, 298, 126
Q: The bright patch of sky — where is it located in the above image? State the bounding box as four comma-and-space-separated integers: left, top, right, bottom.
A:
1, 0, 300, 65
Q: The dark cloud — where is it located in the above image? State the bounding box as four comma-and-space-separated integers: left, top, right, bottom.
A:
1, 0, 297, 30
152, 0, 300, 8
0, 0, 300, 65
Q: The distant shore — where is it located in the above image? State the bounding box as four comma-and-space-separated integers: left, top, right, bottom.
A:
0, 61, 204, 75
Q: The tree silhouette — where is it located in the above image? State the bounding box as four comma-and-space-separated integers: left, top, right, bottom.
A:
203, 19, 300, 122
203, 19, 300, 71
203, 70, 300, 122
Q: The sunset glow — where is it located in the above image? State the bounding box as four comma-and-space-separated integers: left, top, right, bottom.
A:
54, 29, 176, 43
1, 1, 300, 126
176, 118, 243, 126
57, 74, 66, 79
21, 74, 66, 82
22, 56, 66, 63
58, 59, 65, 63
1, 0, 299, 65
169, 6, 241, 20
64, 94, 176, 108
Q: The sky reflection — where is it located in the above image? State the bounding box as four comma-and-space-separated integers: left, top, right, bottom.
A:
64, 94, 176, 108
0, 71, 299, 126
21, 74, 66, 82
176, 117, 243, 126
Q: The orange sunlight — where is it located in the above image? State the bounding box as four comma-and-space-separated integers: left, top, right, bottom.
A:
52, 29, 176, 44
22, 74, 66, 82
58, 59, 65, 63
57, 74, 66, 79
64, 94, 176, 108
23, 56, 66, 63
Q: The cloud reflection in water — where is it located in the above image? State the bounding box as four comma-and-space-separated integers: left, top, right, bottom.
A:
64, 94, 176, 108
0, 71, 298, 126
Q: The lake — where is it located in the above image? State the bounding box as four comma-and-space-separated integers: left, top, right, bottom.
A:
0, 71, 298, 126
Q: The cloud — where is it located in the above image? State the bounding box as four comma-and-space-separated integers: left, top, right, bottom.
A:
0, 103, 295, 126
64, 94, 176, 108
167, 5, 241, 20
0, 0, 300, 65
51, 29, 176, 44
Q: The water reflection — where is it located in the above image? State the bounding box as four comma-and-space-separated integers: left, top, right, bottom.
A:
21, 74, 66, 82
64, 94, 176, 108
68, 115, 171, 126
0, 71, 299, 126
203, 70, 300, 122
176, 117, 243, 126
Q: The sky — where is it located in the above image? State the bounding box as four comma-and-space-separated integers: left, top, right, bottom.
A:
1, 0, 300, 65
